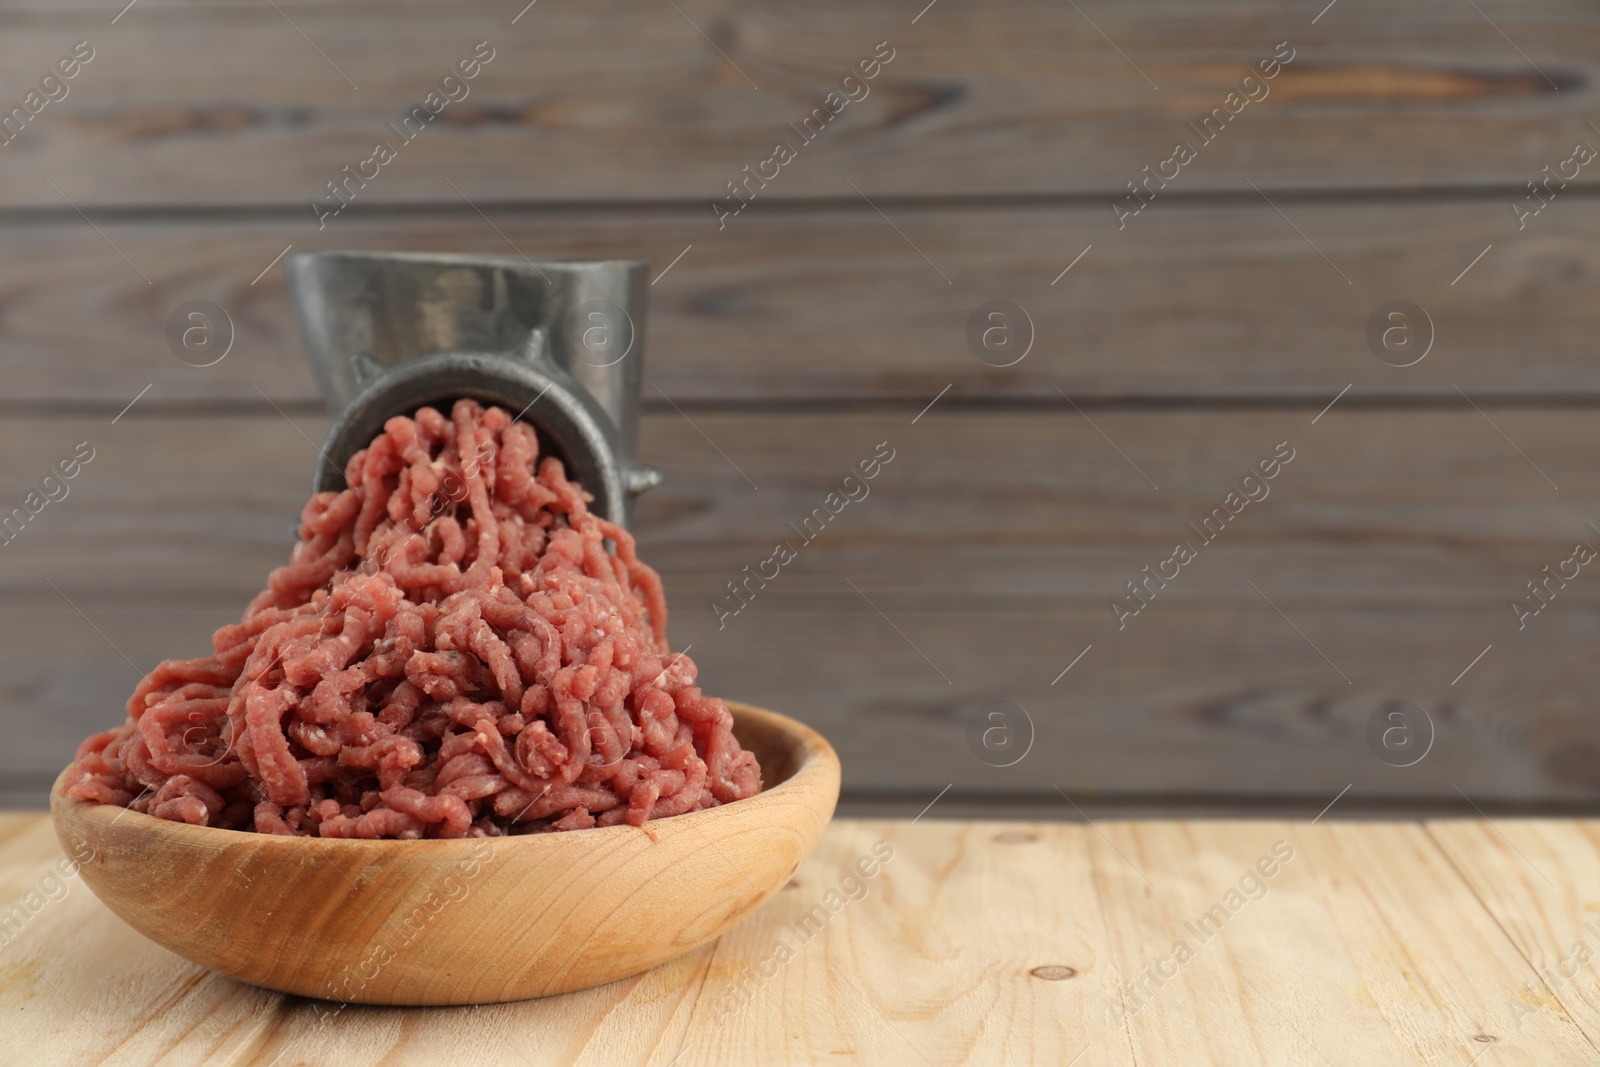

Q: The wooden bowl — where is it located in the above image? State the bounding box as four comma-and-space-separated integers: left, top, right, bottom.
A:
50, 702, 838, 1005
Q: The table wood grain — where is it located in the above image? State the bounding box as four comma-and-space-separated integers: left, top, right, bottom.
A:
3, 812, 1599, 1064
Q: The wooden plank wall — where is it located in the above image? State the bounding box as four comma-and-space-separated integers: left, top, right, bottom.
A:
1, 0, 1598, 815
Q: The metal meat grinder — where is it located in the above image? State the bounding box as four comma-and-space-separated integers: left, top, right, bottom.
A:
286, 252, 661, 526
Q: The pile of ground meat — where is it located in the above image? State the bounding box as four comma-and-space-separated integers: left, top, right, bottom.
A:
63, 399, 761, 838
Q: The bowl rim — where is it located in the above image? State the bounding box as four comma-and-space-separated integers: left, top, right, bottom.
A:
52, 701, 838, 852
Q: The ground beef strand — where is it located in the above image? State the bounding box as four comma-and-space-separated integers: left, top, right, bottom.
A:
64, 399, 761, 838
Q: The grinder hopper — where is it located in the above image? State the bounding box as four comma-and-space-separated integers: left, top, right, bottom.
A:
286, 251, 661, 526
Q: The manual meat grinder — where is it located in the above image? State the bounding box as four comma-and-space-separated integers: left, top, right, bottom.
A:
286, 252, 661, 526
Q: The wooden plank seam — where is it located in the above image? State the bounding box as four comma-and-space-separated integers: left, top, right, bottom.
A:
710, 441, 897, 632
1111, 39, 1298, 232
312, 41, 498, 231
711, 41, 899, 232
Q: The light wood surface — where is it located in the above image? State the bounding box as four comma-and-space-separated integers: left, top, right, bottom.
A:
5, 813, 1600, 1064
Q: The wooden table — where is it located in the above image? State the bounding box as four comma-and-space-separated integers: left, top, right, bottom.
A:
4, 812, 1599, 1065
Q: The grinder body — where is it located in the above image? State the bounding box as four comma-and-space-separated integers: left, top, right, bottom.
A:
286, 252, 660, 527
